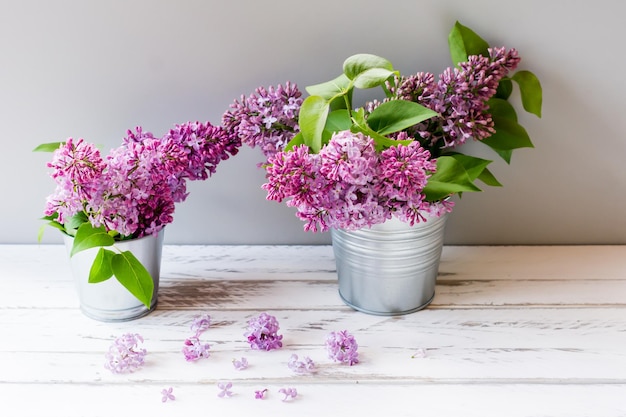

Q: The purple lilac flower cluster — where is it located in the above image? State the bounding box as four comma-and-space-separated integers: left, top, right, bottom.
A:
228, 47, 520, 232
45, 122, 239, 238
104, 333, 147, 373
263, 130, 446, 232
222, 82, 302, 160
325, 330, 359, 366
244, 312, 283, 351
391, 47, 520, 150
182, 313, 212, 361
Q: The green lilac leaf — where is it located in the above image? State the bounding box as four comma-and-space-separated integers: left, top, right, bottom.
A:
350, 109, 412, 150
343, 54, 394, 80
70, 223, 115, 257
299, 95, 330, 153
488, 98, 518, 122
325, 109, 352, 132
481, 115, 534, 163
63, 212, 89, 236
511, 70, 543, 117
89, 248, 115, 283
111, 251, 154, 308
447, 153, 493, 182
32, 142, 64, 152
423, 155, 482, 201
305, 74, 351, 100
352, 68, 397, 89
477, 167, 503, 187
367, 100, 439, 135
495, 78, 513, 100
448, 21, 490, 66
283, 132, 305, 152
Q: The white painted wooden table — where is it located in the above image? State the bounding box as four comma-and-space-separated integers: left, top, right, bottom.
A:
2, 245, 625, 417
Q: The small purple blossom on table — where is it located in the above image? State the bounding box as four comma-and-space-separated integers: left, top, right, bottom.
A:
287, 354, 316, 374
325, 330, 359, 366
254, 388, 268, 399
278, 387, 298, 402
161, 387, 175, 402
244, 312, 283, 351
217, 381, 233, 398
190, 313, 211, 336
232, 357, 249, 370
182, 336, 211, 362
104, 333, 147, 374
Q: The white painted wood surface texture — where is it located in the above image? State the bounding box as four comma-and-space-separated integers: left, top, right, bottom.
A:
1, 245, 625, 417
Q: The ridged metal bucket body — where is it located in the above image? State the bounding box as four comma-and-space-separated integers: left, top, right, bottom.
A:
331, 213, 447, 315
63, 230, 164, 322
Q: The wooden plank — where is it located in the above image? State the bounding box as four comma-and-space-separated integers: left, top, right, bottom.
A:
2, 277, 626, 309
2, 309, 625, 382
4, 382, 626, 417
4, 245, 626, 283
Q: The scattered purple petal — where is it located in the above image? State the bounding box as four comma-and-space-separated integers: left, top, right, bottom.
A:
278, 387, 298, 402
104, 333, 147, 374
232, 357, 249, 370
182, 337, 211, 362
217, 381, 233, 398
325, 330, 359, 366
288, 354, 316, 374
254, 388, 268, 399
244, 312, 283, 351
161, 387, 175, 402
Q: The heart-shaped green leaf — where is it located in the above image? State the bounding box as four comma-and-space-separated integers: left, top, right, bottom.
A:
32, 142, 65, 152
423, 155, 483, 201
299, 95, 330, 153
448, 21, 490, 66
111, 251, 154, 308
343, 54, 394, 80
89, 248, 115, 283
512, 70, 543, 118
352, 68, 397, 89
70, 223, 115, 257
367, 100, 439, 135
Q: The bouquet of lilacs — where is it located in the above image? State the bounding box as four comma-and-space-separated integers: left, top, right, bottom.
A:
223, 21, 542, 232
35, 122, 240, 306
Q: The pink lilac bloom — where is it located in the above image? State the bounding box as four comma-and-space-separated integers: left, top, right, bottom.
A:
182, 337, 211, 362
278, 387, 298, 402
232, 357, 249, 370
263, 130, 439, 232
190, 313, 212, 336
325, 330, 359, 366
161, 387, 175, 402
217, 381, 233, 398
44, 138, 105, 224
104, 333, 147, 374
244, 312, 283, 351
43, 122, 240, 240
287, 354, 316, 374
222, 82, 302, 160
376, 136, 439, 225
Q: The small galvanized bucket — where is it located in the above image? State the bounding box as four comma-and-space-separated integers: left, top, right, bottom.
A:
331, 212, 448, 315
63, 230, 164, 322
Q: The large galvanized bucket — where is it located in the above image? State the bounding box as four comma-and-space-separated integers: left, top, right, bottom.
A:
63, 230, 164, 322
331, 212, 448, 315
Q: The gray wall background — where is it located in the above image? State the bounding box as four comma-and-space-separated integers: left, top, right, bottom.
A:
2, 0, 624, 245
